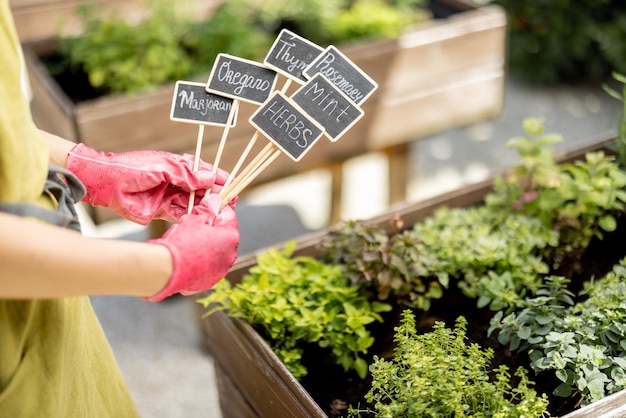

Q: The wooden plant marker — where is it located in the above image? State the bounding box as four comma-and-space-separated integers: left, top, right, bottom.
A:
169, 80, 237, 213
221, 29, 325, 196
291, 73, 365, 142
223, 42, 379, 201
204, 53, 278, 199
302, 45, 378, 106
221, 91, 325, 206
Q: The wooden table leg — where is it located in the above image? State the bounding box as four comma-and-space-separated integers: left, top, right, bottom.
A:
329, 162, 344, 224
384, 144, 409, 206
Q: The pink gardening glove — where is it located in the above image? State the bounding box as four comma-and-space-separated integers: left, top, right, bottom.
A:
144, 193, 239, 302
66, 143, 233, 225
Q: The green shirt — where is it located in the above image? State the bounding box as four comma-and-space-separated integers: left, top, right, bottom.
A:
0, 2, 140, 416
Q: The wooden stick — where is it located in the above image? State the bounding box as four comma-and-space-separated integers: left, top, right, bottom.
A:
280, 78, 292, 94
212, 100, 239, 174
222, 131, 259, 191
222, 78, 292, 190
222, 149, 281, 207
187, 124, 205, 214
221, 142, 275, 198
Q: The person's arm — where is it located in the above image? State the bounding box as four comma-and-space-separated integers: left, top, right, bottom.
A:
38, 128, 237, 224
39, 129, 73, 168
0, 211, 171, 299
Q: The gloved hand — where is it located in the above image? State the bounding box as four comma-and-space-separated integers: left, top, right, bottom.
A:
66, 143, 233, 225
144, 193, 239, 302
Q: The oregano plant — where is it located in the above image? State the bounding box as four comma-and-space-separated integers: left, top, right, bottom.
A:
349, 310, 549, 417
198, 240, 391, 379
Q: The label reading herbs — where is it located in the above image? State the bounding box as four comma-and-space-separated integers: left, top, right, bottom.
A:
170, 81, 236, 126
206, 54, 278, 104
291, 73, 364, 142
250, 91, 324, 161
303, 45, 378, 105
263, 29, 324, 83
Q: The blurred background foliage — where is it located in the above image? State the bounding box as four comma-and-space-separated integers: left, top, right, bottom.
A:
489, 0, 626, 83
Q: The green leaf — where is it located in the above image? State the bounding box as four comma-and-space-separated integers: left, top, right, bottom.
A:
553, 383, 573, 398
354, 357, 369, 379
598, 215, 617, 232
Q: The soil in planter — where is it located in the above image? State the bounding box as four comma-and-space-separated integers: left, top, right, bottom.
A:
297, 216, 626, 418
40, 52, 103, 103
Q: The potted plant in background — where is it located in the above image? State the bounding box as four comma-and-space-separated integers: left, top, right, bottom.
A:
22, 0, 506, 224
198, 76, 626, 416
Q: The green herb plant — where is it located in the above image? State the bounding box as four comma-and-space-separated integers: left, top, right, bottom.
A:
55, 0, 272, 96
486, 118, 626, 264
489, 259, 626, 406
251, 0, 429, 46
325, 0, 430, 44
349, 310, 549, 417
198, 241, 391, 379
319, 215, 445, 311
321, 205, 558, 313
407, 205, 558, 311
58, 2, 192, 95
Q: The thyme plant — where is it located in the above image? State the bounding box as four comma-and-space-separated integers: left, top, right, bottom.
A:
349, 310, 549, 417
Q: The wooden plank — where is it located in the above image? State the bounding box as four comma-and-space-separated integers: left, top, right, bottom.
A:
385, 144, 410, 205
10, 0, 221, 43
561, 389, 626, 417
23, 43, 78, 141
382, 5, 506, 98
201, 305, 327, 418
213, 362, 259, 418
368, 69, 504, 148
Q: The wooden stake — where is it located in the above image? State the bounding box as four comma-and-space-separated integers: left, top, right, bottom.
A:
212, 100, 239, 174
222, 149, 281, 207
222, 131, 259, 191
221, 142, 275, 198
222, 78, 292, 191
187, 124, 205, 214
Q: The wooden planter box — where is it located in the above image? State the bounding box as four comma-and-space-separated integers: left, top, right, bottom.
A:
200, 136, 626, 418
23, 0, 506, 223
9, 0, 221, 43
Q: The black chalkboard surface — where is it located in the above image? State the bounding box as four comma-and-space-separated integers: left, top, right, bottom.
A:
303, 45, 378, 105
249, 91, 324, 162
263, 29, 324, 83
170, 81, 236, 126
291, 73, 364, 142
206, 54, 278, 104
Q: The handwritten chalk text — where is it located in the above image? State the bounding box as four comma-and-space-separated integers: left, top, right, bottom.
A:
261, 101, 314, 148
177, 90, 231, 116
217, 60, 272, 96
310, 53, 365, 103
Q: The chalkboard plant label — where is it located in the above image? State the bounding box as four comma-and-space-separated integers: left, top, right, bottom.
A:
263, 29, 325, 83
303, 45, 378, 105
206, 54, 278, 105
291, 73, 364, 142
170, 81, 237, 126
250, 91, 325, 162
